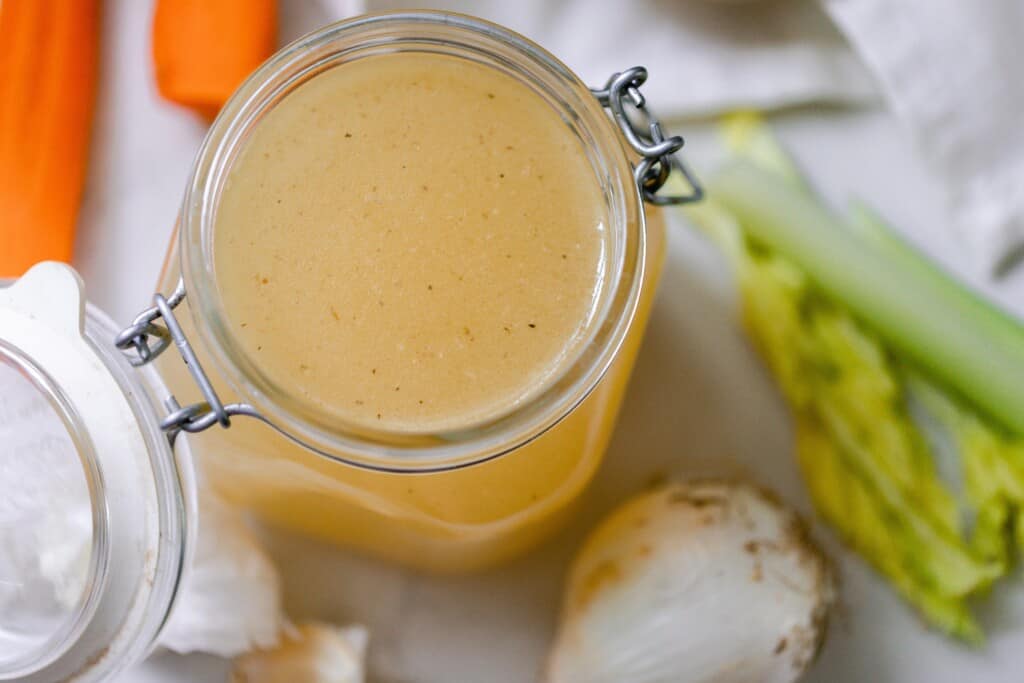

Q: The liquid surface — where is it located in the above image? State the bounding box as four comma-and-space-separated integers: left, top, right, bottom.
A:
214, 53, 608, 431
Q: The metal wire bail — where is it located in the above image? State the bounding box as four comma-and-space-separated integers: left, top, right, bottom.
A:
115, 279, 252, 442
114, 280, 186, 366
591, 66, 703, 205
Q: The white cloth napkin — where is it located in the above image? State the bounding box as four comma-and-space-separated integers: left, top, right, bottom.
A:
363, 0, 877, 114
822, 0, 1024, 272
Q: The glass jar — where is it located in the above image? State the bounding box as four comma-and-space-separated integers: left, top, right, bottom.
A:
142, 11, 699, 573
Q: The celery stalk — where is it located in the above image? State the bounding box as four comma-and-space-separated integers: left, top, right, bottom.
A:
721, 236, 999, 641
679, 114, 1024, 641
720, 111, 807, 191
908, 371, 1024, 567
707, 161, 1024, 437
845, 201, 1024, 361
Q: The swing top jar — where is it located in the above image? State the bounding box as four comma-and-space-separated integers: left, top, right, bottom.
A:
147, 11, 699, 572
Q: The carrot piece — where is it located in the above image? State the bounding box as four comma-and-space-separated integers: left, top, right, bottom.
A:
0, 0, 101, 278
152, 0, 277, 119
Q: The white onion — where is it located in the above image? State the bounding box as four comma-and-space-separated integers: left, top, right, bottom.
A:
547, 481, 832, 683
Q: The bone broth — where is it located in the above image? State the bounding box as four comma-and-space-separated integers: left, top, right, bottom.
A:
214, 54, 608, 431
159, 40, 666, 572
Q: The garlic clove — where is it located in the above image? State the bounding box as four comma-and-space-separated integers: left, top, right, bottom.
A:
547, 481, 832, 683
229, 622, 368, 683
161, 488, 283, 657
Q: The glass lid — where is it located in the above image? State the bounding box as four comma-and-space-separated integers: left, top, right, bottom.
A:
0, 343, 104, 677
0, 262, 191, 683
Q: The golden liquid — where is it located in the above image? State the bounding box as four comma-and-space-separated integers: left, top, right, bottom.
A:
214, 54, 607, 432
160, 53, 666, 572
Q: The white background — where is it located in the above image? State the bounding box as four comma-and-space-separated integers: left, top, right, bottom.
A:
74, 1, 1024, 681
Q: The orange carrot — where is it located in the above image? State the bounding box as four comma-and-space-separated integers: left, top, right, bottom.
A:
0, 0, 100, 278
152, 0, 277, 120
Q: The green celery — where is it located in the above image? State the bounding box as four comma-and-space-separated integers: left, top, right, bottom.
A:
706, 161, 1024, 437
679, 114, 1024, 641
908, 373, 1024, 568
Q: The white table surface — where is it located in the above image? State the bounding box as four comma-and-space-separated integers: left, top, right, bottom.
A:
75, 2, 1024, 682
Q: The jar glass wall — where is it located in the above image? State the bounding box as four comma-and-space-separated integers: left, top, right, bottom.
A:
155, 12, 666, 572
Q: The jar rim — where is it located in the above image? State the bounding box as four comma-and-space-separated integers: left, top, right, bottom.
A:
180, 11, 646, 471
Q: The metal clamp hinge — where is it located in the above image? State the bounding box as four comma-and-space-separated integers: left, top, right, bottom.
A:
115, 281, 252, 442
592, 67, 703, 206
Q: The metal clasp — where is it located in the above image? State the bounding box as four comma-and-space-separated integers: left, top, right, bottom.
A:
591, 67, 703, 206
115, 280, 251, 443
